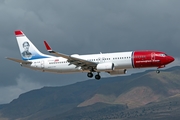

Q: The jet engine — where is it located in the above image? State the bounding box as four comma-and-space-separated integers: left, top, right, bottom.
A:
96, 62, 114, 71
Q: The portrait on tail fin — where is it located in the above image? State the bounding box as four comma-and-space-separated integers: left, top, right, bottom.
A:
21, 41, 32, 59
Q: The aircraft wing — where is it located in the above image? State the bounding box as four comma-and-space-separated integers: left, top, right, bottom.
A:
44, 41, 97, 70
6, 57, 32, 64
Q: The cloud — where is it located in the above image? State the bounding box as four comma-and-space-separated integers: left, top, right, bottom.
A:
0, 0, 180, 103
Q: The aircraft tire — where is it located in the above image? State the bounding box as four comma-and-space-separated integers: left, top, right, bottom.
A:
87, 72, 93, 78
156, 70, 160, 74
95, 74, 101, 80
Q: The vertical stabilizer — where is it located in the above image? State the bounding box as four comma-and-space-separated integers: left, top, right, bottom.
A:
15, 30, 50, 60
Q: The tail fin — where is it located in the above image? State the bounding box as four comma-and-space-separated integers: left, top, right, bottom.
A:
15, 30, 51, 60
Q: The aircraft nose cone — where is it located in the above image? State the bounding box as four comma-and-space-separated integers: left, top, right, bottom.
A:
168, 56, 175, 63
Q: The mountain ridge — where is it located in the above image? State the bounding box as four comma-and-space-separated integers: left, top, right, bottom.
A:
1, 66, 180, 120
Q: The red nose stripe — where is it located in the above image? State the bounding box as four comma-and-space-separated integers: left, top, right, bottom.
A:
133, 51, 162, 68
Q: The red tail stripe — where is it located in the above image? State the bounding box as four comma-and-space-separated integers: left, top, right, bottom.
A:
15, 30, 23, 36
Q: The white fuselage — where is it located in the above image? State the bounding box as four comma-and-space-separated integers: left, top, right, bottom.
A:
24, 51, 133, 73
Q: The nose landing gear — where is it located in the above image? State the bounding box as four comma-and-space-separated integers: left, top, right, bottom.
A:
156, 70, 160, 74
156, 65, 165, 74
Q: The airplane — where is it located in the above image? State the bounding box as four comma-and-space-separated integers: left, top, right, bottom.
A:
6, 30, 175, 80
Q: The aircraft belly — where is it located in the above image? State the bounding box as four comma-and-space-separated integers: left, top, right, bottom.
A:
45, 64, 82, 73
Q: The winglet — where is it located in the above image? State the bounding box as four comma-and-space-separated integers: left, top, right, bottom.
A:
44, 41, 55, 53
14, 30, 24, 36
43, 41, 70, 59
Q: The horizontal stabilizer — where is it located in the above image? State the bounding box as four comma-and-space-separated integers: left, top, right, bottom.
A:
6, 57, 32, 64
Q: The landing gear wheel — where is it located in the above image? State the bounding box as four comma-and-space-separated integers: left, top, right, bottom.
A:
156, 70, 160, 74
95, 74, 101, 80
87, 72, 93, 78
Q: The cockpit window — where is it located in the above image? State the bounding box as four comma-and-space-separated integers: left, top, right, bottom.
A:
160, 54, 166, 57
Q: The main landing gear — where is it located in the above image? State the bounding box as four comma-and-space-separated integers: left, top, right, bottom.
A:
95, 73, 101, 80
87, 72, 93, 78
87, 72, 101, 80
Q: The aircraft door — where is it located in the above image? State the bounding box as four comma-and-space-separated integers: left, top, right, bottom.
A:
41, 60, 44, 69
151, 52, 156, 65
151, 52, 155, 61
33, 61, 36, 67
99, 57, 105, 63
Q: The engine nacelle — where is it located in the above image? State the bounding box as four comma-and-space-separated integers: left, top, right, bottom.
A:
96, 62, 114, 71
108, 69, 127, 75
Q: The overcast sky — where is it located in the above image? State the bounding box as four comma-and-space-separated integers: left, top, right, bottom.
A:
0, 0, 180, 104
